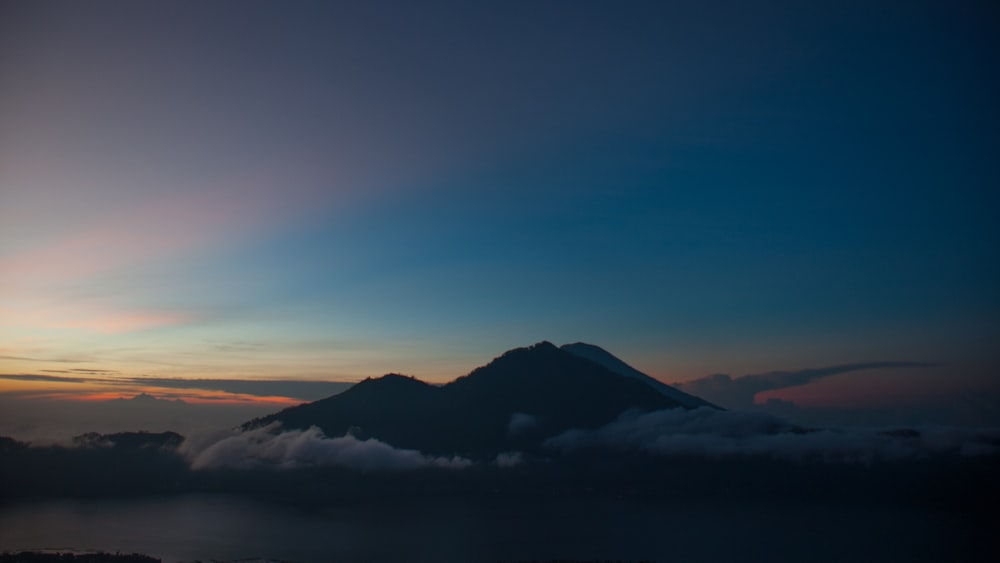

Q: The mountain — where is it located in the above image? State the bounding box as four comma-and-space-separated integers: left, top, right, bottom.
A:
560, 342, 719, 409
245, 341, 695, 458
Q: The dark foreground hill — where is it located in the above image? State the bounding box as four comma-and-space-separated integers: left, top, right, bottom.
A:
0, 552, 160, 563
245, 341, 689, 458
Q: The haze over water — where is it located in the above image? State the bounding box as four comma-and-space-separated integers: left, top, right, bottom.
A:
0, 494, 978, 563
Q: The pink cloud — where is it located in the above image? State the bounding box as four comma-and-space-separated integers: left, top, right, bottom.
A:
0, 182, 289, 336
0, 163, 357, 337
0, 192, 257, 284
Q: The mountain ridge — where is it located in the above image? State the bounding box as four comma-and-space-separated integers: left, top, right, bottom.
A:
560, 342, 719, 409
245, 341, 698, 458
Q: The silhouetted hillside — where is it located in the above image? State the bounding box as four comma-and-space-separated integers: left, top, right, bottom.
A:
245, 342, 687, 458
72, 431, 184, 450
561, 342, 719, 409
0, 552, 159, 563
0, 435, 27, 454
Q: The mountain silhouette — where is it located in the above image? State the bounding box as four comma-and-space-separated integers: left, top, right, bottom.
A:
560, 342, 719, 409
72, 430, 184, 450
245, 341, 695, 458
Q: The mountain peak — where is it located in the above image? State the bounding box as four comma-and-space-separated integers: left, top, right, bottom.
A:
357, 373, 427, 387
248, 341, 699, 458
340, 372, 436, 400
496, 341, 560, 359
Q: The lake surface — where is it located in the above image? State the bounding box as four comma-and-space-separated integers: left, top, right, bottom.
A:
0, 494, 986, 562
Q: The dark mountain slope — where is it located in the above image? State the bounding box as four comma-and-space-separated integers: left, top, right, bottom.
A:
561, 342, 719, 409
247, 342, 689, 458
246, 373, 445, 452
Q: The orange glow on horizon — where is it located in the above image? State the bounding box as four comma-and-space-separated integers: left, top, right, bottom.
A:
0, 376, 306, 407
59, 390, 303, 406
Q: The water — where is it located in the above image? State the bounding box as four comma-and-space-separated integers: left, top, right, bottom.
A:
0, 494, 982, 562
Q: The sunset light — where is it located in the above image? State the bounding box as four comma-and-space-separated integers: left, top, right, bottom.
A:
1, 2, 996, 561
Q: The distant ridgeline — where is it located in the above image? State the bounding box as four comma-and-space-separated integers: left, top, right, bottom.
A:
244, 341, 711, 458
0, 552, 160, 563
71, 431, 184, 450
2, 341, 997, 517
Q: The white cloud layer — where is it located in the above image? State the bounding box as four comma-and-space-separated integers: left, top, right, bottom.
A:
182, 424, 472, 471
545, 408, 1000, 463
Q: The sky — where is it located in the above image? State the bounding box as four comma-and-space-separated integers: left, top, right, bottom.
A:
1, 1, 998, 425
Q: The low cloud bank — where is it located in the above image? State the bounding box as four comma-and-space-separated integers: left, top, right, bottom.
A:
183, 424, 472, 471
546, 408, 1000, 463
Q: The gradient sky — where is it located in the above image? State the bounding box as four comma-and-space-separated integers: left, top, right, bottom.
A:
1, 1, 998, 413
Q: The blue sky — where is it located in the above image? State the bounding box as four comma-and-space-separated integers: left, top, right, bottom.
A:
1, 1, 997, 413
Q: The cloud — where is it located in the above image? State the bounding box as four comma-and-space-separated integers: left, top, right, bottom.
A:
494, 451, 525, 468
545, 407, 1000, 464
0, 355, 90, 364
676, 362, 938, 409
131, 378, 353, 401
507, 412, 539, 436
183, 424, 473, 471
0, 373, 99, 385
44, 368, 121, 375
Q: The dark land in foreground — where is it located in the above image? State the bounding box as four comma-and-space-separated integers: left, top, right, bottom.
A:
0, 553, 159, 563
2, 429, 998, 520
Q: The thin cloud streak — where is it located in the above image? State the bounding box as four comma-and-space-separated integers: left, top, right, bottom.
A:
61, 391, 301, 407
0, 355, 92, 364
676, 362, 939, 410
0, 372, 352, 402
0, 374, 98, 384
41, 368, 120, 374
